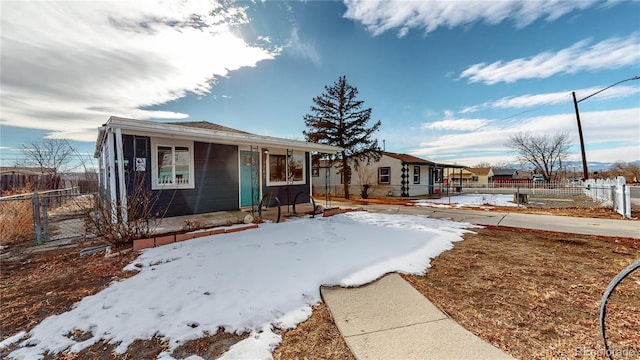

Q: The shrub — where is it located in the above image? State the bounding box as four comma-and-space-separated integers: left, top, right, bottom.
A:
83, 177, 165, 248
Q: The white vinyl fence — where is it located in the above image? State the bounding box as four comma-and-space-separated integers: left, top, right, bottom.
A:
584, 177, 631, 218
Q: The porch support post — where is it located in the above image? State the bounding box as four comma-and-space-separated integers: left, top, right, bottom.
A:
308, 152, 312, 196
115, 127, 128, 224
99, 146, 107, 193
107, 131, 117, 223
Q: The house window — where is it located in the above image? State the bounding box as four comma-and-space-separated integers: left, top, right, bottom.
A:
472, 175, 479, 182
378, 167, 390, 184
151, 139, 194, 190
413, 166, 420, 184
267, 150, 306, 186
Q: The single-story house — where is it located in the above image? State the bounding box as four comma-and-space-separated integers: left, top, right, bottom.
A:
443, 167, 473, 185
517, 170, 534, 180
492, 168, 519, 182
445, 167, 494, 187
94, 116, 341, 221
312, 151, 461, 197
492, 168, 534, 184
468, 167, 494, 186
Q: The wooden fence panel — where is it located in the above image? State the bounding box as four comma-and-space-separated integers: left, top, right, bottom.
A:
0, 174, 60, 192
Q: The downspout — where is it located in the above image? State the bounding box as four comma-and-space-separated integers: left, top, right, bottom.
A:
115, 127, 128, 224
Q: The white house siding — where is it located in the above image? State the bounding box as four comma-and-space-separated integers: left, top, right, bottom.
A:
406, 165, 431, 197
312, 154, 440, 198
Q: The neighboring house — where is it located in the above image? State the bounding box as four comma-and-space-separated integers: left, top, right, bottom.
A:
517, 170, 533, 180
466, 167, 494, 186
443, 167, 474, 185
312, 151, 458, 197
445, 167, 494, 187
492, 168, 519, 182
492, 168, 536, 185
94, 116, 340, 220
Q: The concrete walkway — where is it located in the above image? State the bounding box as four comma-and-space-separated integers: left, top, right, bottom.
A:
319, 199, 638, 359
322, 273, 514, 360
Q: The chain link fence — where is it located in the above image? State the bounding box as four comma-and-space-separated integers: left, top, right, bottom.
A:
0, 188, 97, 246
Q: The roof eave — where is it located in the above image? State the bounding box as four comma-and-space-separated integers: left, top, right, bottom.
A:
99, 116, 342, 154
94, 126, 107, 158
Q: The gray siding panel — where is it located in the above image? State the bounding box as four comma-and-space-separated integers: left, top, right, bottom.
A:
128, 141, 239, 217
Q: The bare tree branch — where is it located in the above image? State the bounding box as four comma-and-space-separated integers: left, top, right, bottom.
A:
17, 139, 75, 176
506, 132, 572, 181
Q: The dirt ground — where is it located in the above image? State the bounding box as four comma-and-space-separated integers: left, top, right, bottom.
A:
1, 203, 638, 359
404, 226, 639, 359
351, 193, 640, 219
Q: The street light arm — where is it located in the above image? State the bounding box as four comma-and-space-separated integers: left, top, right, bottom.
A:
577, 75, 640, 103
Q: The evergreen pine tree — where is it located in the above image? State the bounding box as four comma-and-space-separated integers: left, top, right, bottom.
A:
303, 75, 382, 199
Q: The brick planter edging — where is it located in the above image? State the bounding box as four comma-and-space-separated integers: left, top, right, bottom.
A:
132, 224, 260, 251
322, 207, 365, 218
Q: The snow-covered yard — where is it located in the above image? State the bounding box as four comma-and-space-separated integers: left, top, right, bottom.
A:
416, 193, 520, 208
5, 211, 478, 360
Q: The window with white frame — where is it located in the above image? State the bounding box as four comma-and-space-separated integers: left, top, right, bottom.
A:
151, 139, 194, 190
378, 167, 390, 184
267, 150, 306, 186
413, 166, 420, 184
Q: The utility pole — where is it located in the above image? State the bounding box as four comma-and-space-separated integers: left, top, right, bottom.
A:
572, 91, 588, 181
572, 76, 640, 181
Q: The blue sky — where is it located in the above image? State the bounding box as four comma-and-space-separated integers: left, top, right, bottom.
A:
1, 0, 639, 170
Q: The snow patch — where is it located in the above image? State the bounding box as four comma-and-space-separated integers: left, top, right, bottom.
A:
8, 212, 476, 360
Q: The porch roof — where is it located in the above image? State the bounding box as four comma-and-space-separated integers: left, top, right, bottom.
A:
95, 116, 342, 157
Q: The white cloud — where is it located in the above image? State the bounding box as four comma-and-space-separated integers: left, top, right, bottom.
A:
459, 34, 640, 84
343, 0, 599, 37
0, 1, 277, 142
287, 27, 321, 67
405, 107, 640, 166
460, 85, 640, 113
587, 145, 640, 163
423, 118, 490, 131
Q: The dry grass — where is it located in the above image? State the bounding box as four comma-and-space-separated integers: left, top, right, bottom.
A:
403, 226, 640, 359
0, 190, 35, 245
0, 249, 137, 340
273, 302, 355, 360
333, 193, 640, 220
2, 205, 638, 359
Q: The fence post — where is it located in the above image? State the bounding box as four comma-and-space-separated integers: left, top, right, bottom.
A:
621, 183, 627, 218
41, 196, 49, 242
33, 192, 42, 245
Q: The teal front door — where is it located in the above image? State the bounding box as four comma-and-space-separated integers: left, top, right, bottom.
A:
240, 151, 260, 207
